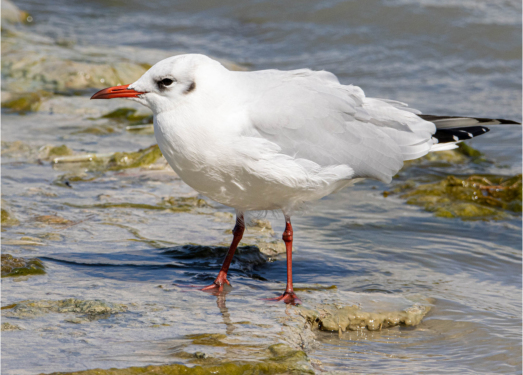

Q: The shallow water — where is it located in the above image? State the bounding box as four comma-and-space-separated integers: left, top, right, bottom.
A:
2, 0, 522, 374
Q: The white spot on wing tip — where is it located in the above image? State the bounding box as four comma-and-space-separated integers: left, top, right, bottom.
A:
452, 135, 459, 141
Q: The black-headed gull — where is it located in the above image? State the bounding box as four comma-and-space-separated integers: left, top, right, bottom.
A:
92, 54, 519, 304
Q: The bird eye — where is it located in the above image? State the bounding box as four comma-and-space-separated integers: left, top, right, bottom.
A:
158, 78, 174, 88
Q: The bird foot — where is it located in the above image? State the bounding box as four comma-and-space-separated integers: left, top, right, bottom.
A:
266, 291, 301, 305
201, 277, 230, 292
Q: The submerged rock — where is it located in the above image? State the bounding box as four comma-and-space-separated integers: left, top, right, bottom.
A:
107, 145, 164, 170
50, 341, 312, 375
34, 215, 72, 225
1, 90, 52, 114
2, 13, 245, 95
1, 322, 22, 331
1, 208, 19, 227
1, 254, 45, 278
391, 174, 522, 220
100, 107, 153, 125
52, 145, 165, 171
3, 298, 127, 319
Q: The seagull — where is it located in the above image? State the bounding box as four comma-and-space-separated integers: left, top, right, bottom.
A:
92, 54, 519, 304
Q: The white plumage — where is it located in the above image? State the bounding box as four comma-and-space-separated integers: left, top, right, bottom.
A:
125, 54, 448, 213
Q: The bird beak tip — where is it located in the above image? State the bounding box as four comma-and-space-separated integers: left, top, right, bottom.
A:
90, 84, 146, 100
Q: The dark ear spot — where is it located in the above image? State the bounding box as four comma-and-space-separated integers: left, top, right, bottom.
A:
184, 81, 196, 94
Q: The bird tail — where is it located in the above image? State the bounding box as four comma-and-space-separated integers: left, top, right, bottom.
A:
418, 114, 521, 151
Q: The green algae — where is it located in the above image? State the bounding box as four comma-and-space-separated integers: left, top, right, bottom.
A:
47, 341, 313, 375
1, 208, 19, 227
101, 107, 153, 125
107, 145, 163, 170
66, 196, 208, 213
1, 322, 22, 331
1, 254, 46, 278
46, 145, 74, 158
1, 91, 52, 114
185, 333, 229, 347
34, 215, 72, 225
456, 142, 484, 159
162, 196, 210, 210
298, 303, 430, 332
402, 143, 485, 170
3, 298, 127, 319
394, 174, 522, 220
53, 173, 98, 187
45, 362, 306, 375
73, 124, 116, 135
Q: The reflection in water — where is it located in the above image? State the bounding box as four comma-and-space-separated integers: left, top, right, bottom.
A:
214, 290, 235, 336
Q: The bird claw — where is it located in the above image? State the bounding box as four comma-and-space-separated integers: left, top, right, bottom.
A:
265, 291, 301, 305
201, 278, 230, 292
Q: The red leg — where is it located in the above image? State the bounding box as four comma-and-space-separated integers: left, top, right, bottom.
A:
202, 213, 245, 292
267, 217, 301, 305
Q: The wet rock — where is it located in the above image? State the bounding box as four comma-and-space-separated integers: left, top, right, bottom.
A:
107, 145, 164, 171
1, 140, 33, 159
1, 254, 46, 278
101, 107, 153, 125
37, 232, 63, 241
1, 208, 19, 227
51, 145, 167, 177
2, 238, 44, 246
1, 90, 53, 114
1, 322, 22, 331
2, 22, 245, 95
3, 298, 127, 320
161, 196, 210, 212
402, 143, 483, 170
72, 124, 116, 135
297, 303, 430, 332
256, 239, 287, 257
247, 219, 275, 236
392, 174, 522, 220
1, 141, 75, 163
34, 215, 72, 225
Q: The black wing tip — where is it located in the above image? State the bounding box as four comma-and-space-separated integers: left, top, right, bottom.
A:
419, 114, 521, 125
433, 126, 491, 144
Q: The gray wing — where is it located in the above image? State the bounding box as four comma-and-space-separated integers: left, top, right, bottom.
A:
238, 69, 436, 183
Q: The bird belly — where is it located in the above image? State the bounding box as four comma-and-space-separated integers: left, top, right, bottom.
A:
154, 116, 354, 211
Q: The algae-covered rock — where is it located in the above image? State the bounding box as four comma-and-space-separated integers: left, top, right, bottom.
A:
1, 254, 46, 278
101, 107, 153, 125
1, 208, 19, 227
51, 145, 166, 174
34, 215, 72, 225
393, 174, 522, 220
1, 91, 52, 114
49, 341, 313, 375
39, 144, 74, 160
161, 196, 210, 211
298, 303, 430, 332
107, 144, 163, 170
2, 22, 244, 94
3, 298, 127, 319
1, 322, 22, 331
402, 143, 484, 170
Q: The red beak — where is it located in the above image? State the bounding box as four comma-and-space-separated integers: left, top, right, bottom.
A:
90, 84, 146, 100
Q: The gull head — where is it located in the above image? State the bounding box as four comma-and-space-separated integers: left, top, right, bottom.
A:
91, 54, 226, 114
